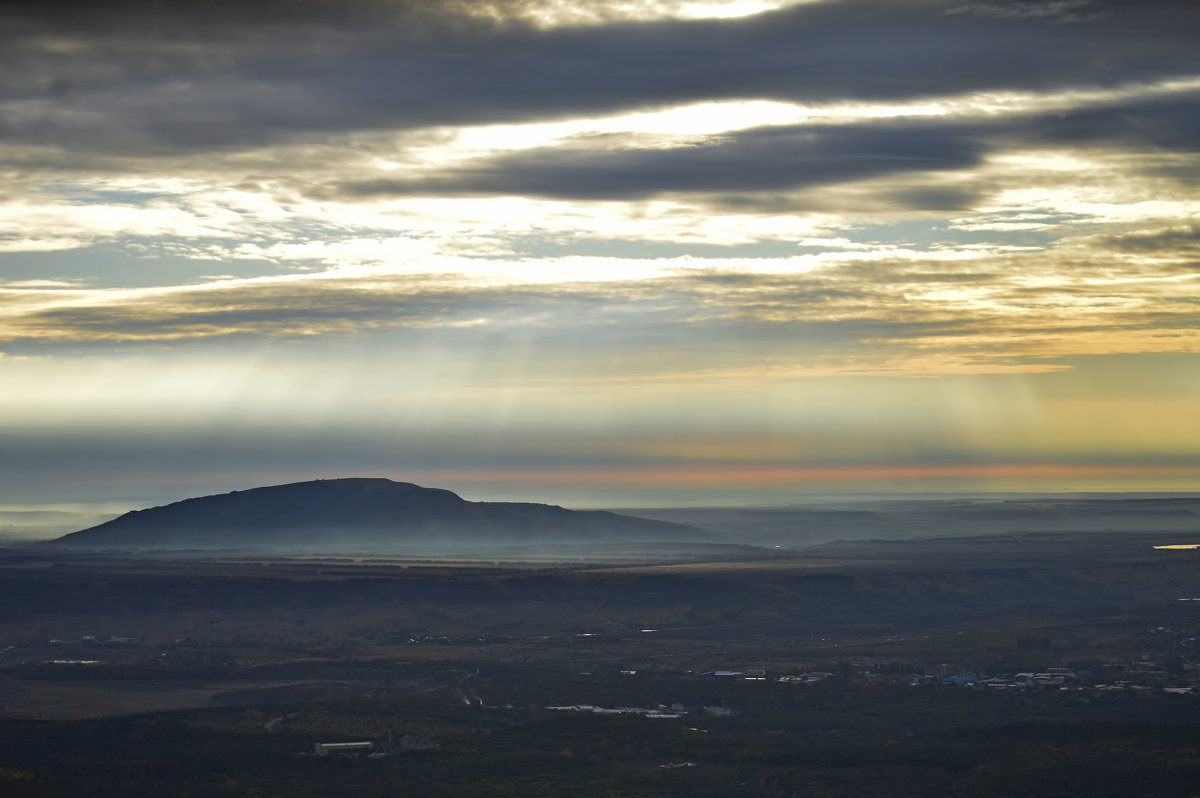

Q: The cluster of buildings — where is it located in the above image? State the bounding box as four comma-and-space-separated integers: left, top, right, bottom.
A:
545, 702, 742, 718
546, 703, 688, 719
47, 635, 138, 646
684, 656, 1200, 694
778, 672, 836, 684
697, 669, 767, 680
312, 734, 440, 757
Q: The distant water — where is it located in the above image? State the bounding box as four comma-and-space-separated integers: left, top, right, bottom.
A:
0, 507, 121, 542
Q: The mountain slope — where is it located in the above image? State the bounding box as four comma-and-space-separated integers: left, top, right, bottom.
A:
51, 478, 713, 550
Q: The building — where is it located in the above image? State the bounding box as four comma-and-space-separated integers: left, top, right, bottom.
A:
314, 741, 373, 756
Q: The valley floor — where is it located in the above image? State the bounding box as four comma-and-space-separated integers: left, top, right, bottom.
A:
1, 531, 1198, 795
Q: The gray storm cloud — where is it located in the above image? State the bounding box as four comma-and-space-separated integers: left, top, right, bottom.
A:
1, 0, 1197, 161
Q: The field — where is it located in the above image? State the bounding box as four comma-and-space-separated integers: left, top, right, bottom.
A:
1, 528, 1199, 795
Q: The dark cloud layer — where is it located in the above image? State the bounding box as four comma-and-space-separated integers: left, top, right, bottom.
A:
324, 92, 1200, 200
330, 121, 986, 200
1097, 226, 1200, 255
2, 0, 1197, 159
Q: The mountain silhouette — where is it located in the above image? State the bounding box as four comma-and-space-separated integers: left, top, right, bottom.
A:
52, 478, 712, 550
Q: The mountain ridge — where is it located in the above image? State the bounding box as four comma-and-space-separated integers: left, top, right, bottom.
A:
52, 478, 714, 551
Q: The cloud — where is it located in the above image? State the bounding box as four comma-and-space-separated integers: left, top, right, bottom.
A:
327, 121, 987, 200
2, 0, 1199, 505
2, 243, 1196, 380
0, 0, 1194, 268
1, 0, 1196, 162
315, 89, 1200, 201
942, 1, 1102, 22
1091, 225, 1200, 255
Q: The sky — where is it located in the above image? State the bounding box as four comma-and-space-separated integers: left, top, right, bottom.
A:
1, 0, 1198, 510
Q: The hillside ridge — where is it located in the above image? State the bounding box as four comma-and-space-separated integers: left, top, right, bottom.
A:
53, 478, 714, 550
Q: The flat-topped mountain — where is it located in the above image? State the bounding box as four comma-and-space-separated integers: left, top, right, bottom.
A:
52, 478, 713, 551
